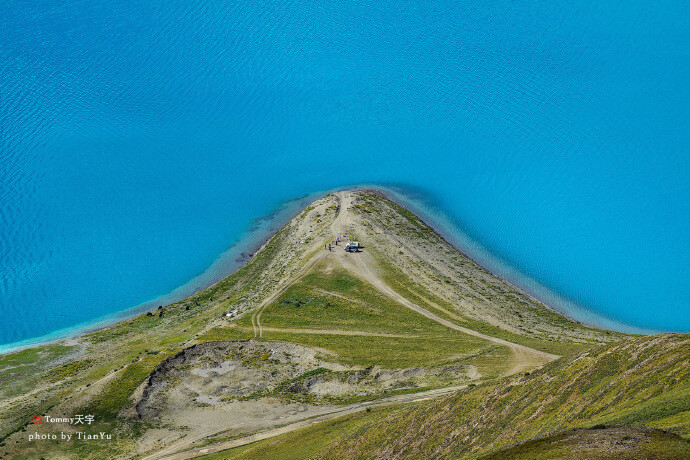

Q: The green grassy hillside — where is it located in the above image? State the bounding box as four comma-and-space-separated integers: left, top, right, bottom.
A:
202, 262, 512, 373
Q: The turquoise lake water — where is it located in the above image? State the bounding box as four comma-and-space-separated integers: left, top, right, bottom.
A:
1, 1, 689, 348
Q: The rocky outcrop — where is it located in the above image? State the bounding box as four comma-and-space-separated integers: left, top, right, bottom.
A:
135, 341, 248, 420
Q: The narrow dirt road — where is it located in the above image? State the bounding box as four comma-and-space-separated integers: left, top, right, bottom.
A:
151, 385, 468, 460
231, 324, 419, 338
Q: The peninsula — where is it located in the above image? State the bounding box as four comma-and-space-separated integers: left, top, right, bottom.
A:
1, 190, 687, 459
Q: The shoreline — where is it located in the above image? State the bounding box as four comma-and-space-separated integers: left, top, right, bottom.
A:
378, 185, 659, 335
0, 184, 658, 355
0, 190, 331, 354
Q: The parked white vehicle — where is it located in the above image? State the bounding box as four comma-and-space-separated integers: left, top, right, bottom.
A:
344, 241, 360, 252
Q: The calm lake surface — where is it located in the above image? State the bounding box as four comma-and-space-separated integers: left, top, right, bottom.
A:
2, 1, 689, 347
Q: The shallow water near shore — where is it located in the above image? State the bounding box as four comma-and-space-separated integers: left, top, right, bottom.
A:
2, 1, 689, 346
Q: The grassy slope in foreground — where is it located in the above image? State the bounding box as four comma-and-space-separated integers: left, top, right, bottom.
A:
481, 426, 690, 460
206, 334, 690, 459
0, 189, 635, 458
